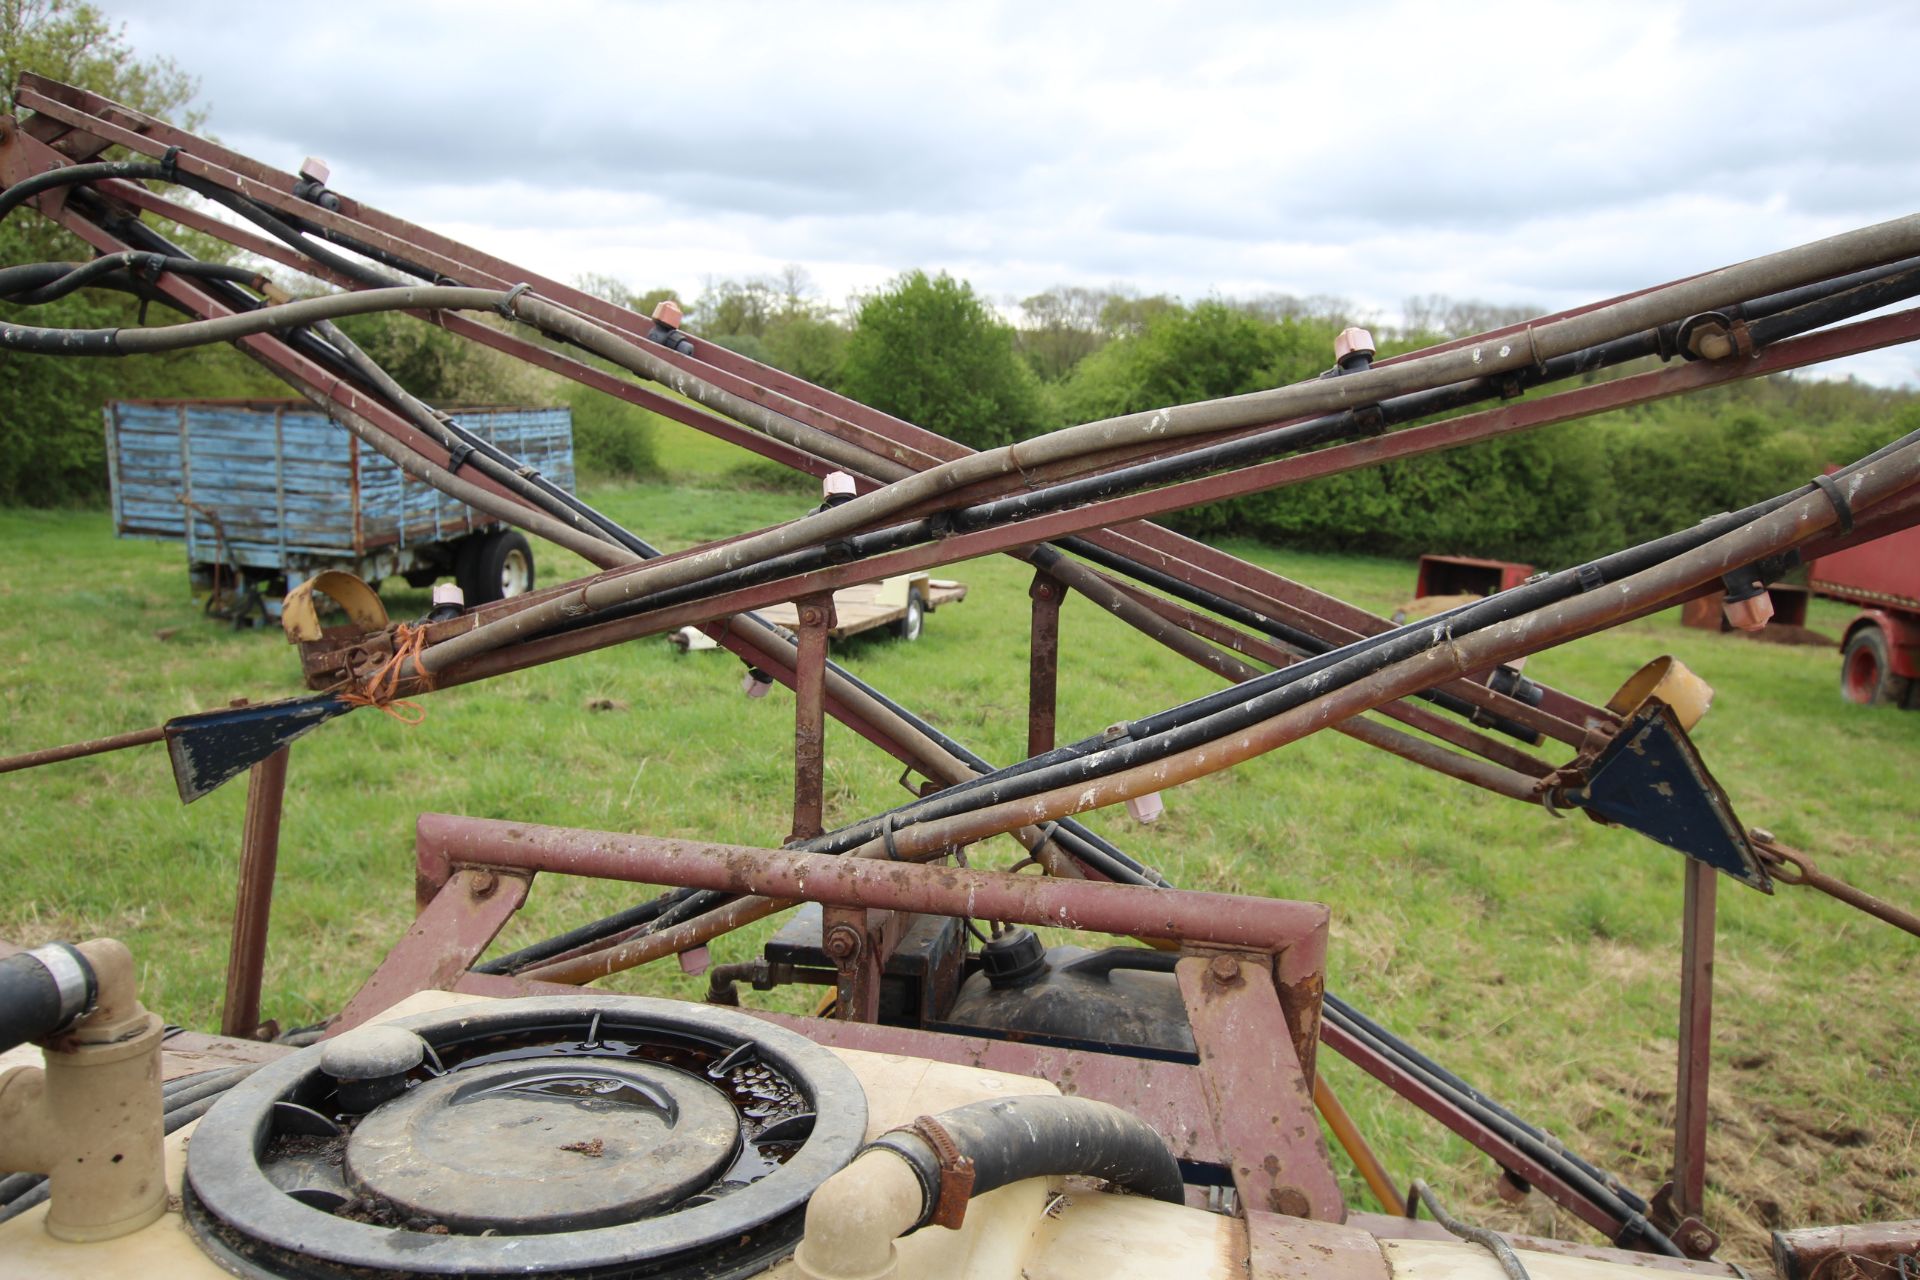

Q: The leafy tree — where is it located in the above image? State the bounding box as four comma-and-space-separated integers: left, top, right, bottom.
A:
839, 270, 1046, 449
0, 1, 266, 504
1016, 285, 1108, 381
1059, 300, 1324, 423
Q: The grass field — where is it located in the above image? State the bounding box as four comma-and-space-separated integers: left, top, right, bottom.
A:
1, 419, 1915, 1263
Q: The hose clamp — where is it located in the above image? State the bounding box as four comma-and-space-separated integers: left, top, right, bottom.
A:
497, 282, 532, 319
907, 1114, 976, 1229
159, 145, 180, 181
881, 812, 903, 861
25, 942, 96, 1033
1809, 473, 1854, 533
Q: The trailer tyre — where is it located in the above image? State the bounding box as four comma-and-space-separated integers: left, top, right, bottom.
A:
896, 589, 926, 642
461, 530, 536, 604
1841, 626, 1910, 706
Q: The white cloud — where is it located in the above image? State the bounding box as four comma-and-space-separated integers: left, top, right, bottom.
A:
103, 0, 1920, 384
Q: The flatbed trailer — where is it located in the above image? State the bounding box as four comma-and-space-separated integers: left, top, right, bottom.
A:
106, 399, 573, 621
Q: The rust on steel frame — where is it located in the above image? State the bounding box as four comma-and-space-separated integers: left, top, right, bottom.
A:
390, 815, 1346, 1222
0, 94, 1602, 800
6, 73, 1920, 1261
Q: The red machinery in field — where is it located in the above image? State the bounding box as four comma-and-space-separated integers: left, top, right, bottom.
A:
1810, 523, 1920, 706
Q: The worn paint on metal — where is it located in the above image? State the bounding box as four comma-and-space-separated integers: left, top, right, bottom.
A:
106, 400, 573, 581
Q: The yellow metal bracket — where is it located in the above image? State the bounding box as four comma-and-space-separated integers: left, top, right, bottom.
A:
280, 571, 389, 643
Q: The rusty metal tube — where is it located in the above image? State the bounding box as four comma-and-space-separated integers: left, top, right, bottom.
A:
859, 437, 1920, 858
422, 215, 1920, 676
0, 725, 164, 776
417, 815, 1328, 954
221, 746, 289, 1040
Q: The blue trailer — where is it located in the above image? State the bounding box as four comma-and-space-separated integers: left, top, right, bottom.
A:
106, 400, 573, 623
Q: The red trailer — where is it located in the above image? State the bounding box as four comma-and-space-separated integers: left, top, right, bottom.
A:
1808, 524, 1920, 707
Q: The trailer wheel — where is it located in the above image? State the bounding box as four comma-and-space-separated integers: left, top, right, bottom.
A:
895, 589, 926, 642
1841, 626, 1910, 706
461, 530, 536, 604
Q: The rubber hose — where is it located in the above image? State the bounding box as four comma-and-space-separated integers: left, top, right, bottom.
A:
875, 1096, 1183, 1225
0, 946, 93, 1055
0, 160, 171, 222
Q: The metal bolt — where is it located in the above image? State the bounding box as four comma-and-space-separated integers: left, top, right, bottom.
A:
468, 870, 498, 898
1751, 827, 1775, 845
651, 299, 685, 329
822, 924, 862, 961
1101, 721, 1131, 743
1209, 954, 1242, 985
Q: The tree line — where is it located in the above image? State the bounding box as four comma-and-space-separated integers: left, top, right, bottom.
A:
3, 2, 1914, 571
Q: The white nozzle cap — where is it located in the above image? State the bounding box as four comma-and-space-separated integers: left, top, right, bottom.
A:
677, 945, 712, 976
299, 156, 331, 185
432, 582, 465, 608
742, 670, 773, 698
1126, 792, 1165, 824
823, 471, 857, 500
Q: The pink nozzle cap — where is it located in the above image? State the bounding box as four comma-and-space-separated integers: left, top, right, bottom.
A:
1334, 326, 1376, 364
299, 156, 331, 185
742, 670, 773, 698
651, 299, 685, 328
1723, 592, 1774, 632
823, 471, 857, 500
1126, 792, 1165, 823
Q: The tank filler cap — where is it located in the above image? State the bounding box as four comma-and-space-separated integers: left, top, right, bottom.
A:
320, 1023, 426, 1112
979, 928, 1049, 989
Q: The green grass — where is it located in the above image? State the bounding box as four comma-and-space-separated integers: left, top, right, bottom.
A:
1, 484, 1915, 1263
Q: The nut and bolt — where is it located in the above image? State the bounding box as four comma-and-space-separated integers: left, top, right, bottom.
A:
822, 924, 863, 961
1209, 954, 1242, 985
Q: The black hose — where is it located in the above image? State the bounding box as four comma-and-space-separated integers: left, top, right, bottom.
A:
1322, 1000, 1678, 1253
1324, 993, 1643, 1211
874, 1095, 1183, 1226
0, 160, 173, 222
0, 946, 94, 1055
475, 889, 692, 974
0, 253, 260, 306
1052, 537, 1545, 744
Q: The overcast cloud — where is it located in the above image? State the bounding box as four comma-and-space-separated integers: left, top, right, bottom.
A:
108, 0, 1920, 385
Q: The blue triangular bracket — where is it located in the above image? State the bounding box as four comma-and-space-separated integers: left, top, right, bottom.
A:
1566, 701, 1772, 892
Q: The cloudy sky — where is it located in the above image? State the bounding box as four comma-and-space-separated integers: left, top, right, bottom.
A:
111, 0, 1920, 384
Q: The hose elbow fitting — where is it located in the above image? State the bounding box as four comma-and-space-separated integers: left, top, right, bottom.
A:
793, 1146, 925, 1280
